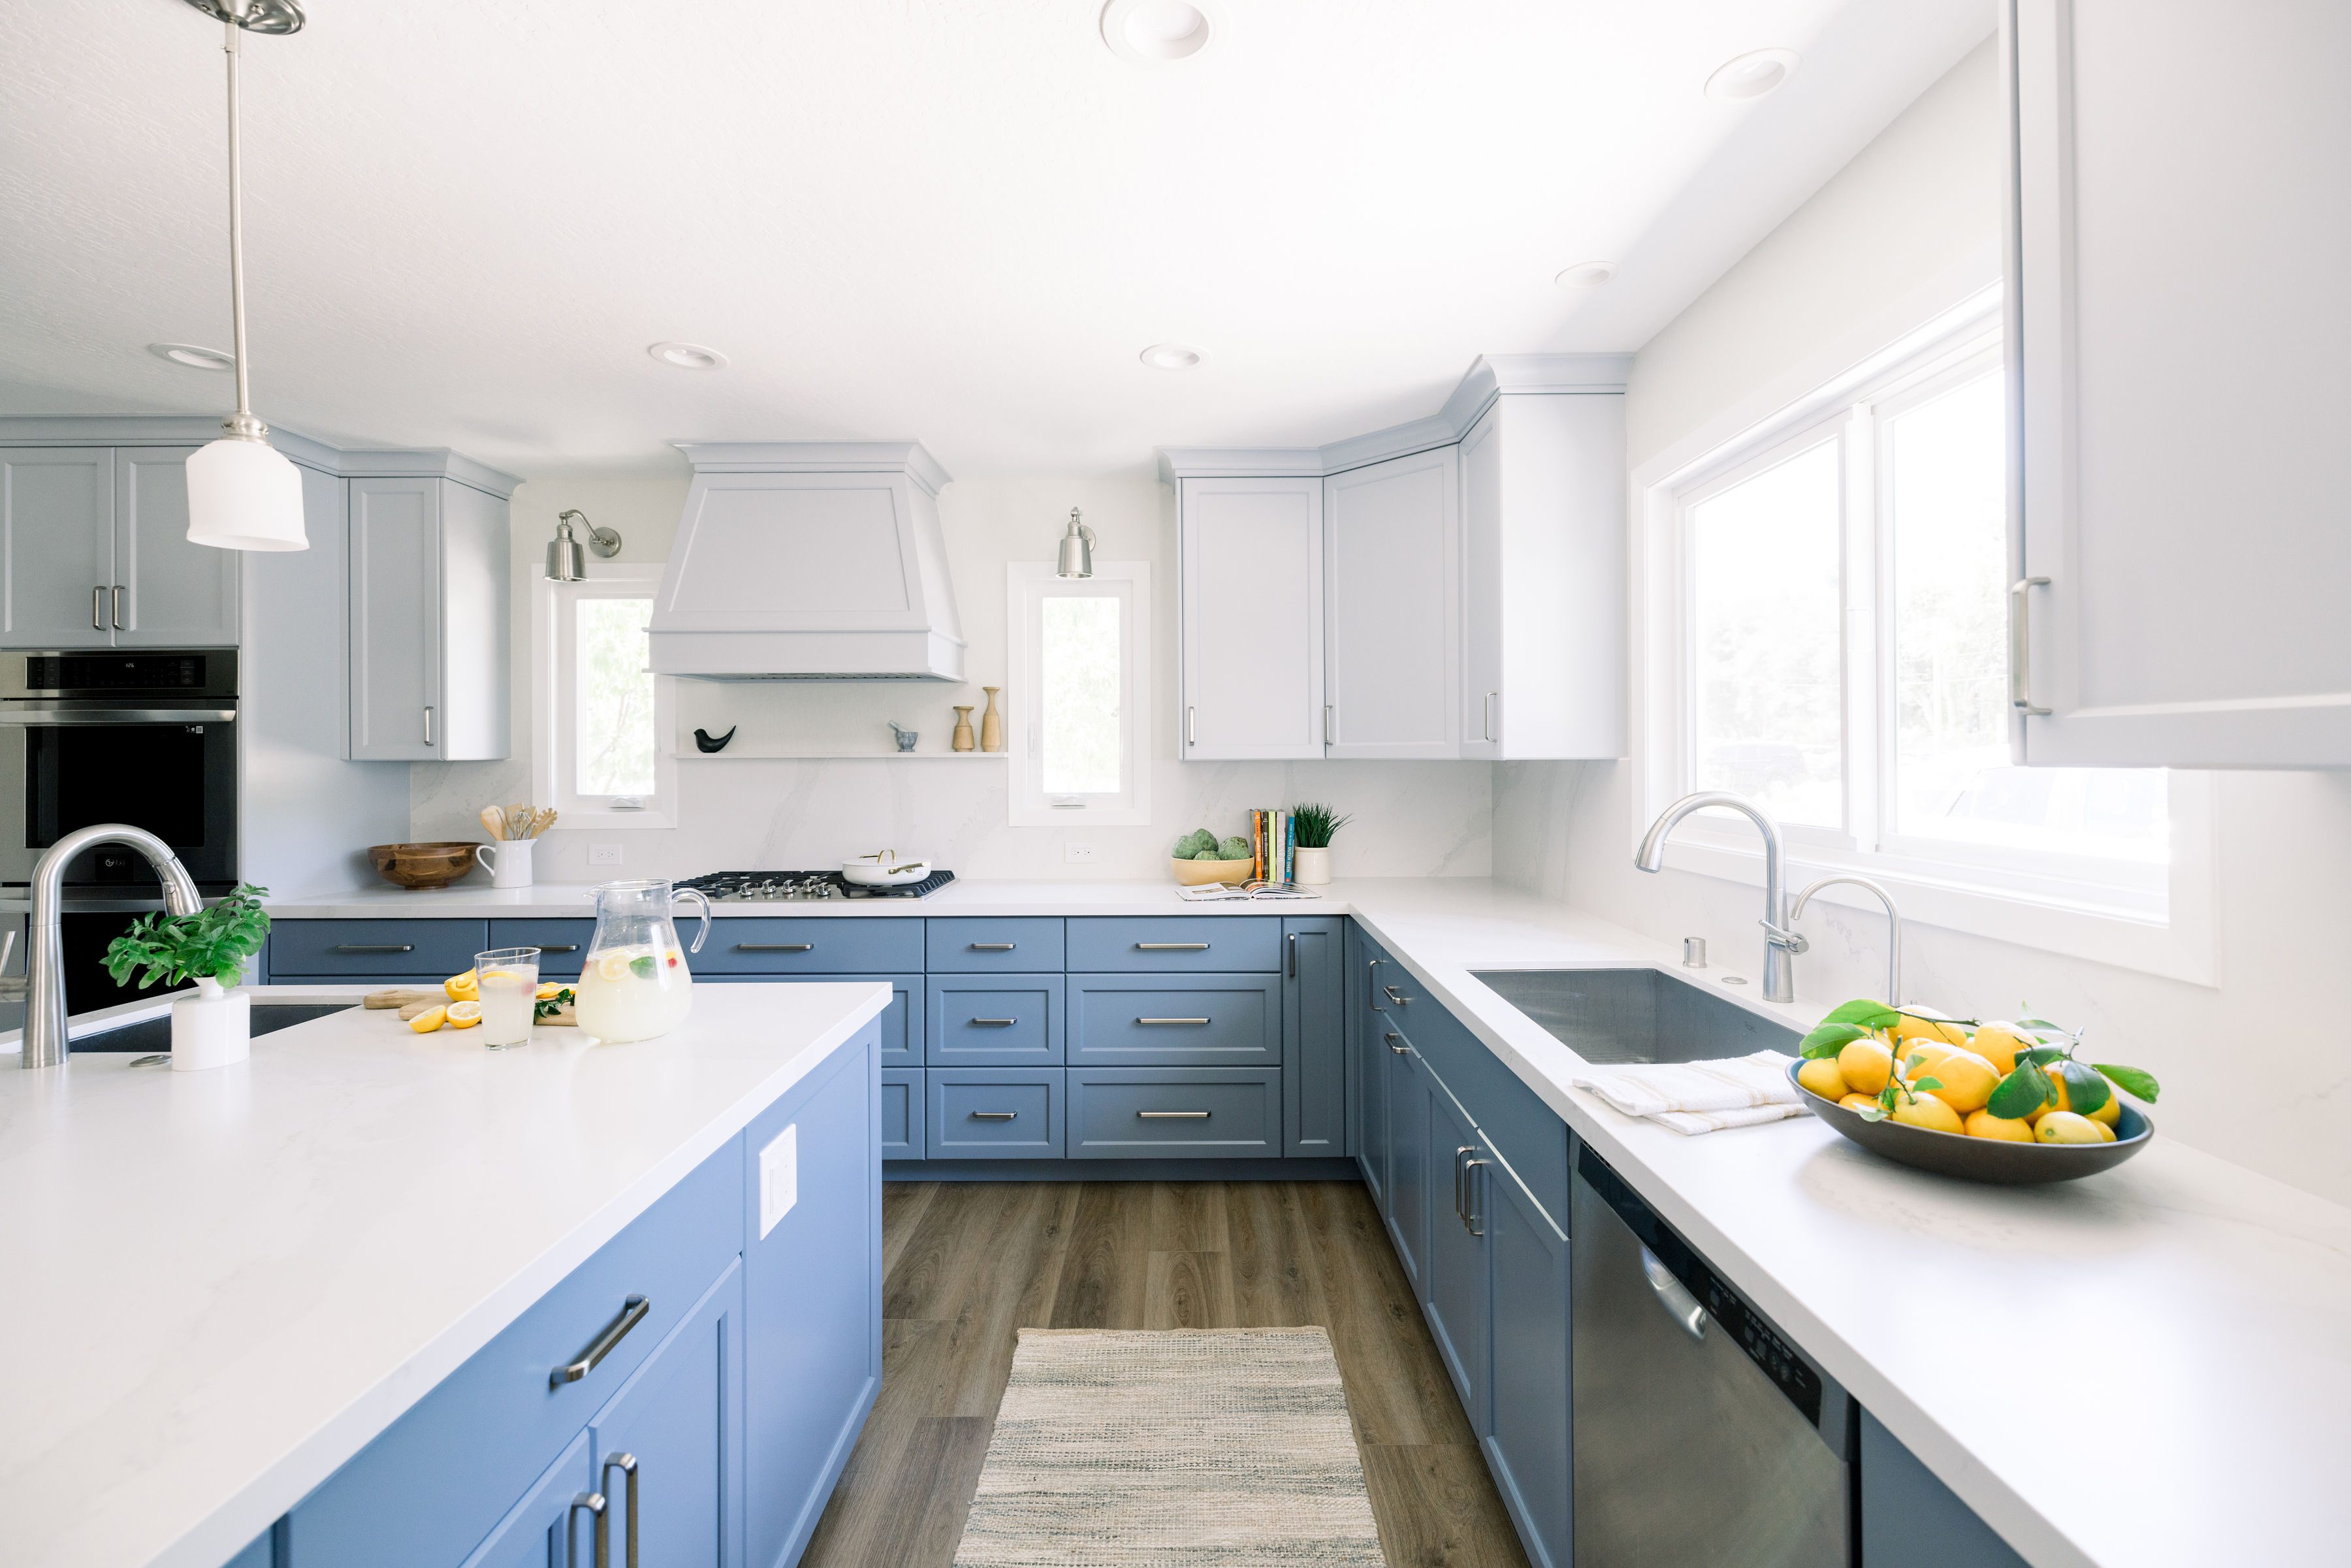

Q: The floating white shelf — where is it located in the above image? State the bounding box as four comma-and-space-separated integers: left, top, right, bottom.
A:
669, 748, 1009, 761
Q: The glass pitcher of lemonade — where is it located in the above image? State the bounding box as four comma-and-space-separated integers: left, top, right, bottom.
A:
575, 879, 712, 1043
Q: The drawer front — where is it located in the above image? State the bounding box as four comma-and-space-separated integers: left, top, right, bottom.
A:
285, 1138, 743, 1568
268, 918, 488, 979
487, 919, 595, 980
929, 1068, 1064, 1157
1068, 1068, 1282, 1159
1065, 916, 1281, 973
925, 975, 1064, 1066
925, 917, 1065, 972
697, 917, 923, 975
882, 1068, 925, 1159
1067, 974, 1281, 1066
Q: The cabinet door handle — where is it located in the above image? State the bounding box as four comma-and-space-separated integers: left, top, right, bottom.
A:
423, 705, 434, 746
968, 942, 1017, 951
601, 1453, 639, 1568
969, 1110, 1018, 1120
1367, 957, 1383, 1010
969, 1017, 1018, 1027
1288, 931, 1298, 978
1382, 984, 1411, 1006
92, 586, 104, 630
735, 942, 814, 953
567, 1491, 609, 1568
1185, 705, 1196, 746
1454, 1144, 1475, 1222
1324, 704, 1334, 746
1136, 941, 1209, 952
111, 584, 125, 630
334, 943, 415, 953
1386, 1032, 1409, 1055
2009, 576, 2052, 716
1484, 691, 1498, 743
1463, 1157, 1490, 1236
1138, 1110, 1209, 1119
1137, 1017, 1209, 1027
551, 1294, 650, 1386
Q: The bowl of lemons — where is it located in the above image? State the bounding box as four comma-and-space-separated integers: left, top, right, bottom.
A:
1786, 1001, 2158, 1184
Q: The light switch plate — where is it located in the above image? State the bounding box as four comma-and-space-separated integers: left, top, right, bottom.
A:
758, 1123, 797, 1239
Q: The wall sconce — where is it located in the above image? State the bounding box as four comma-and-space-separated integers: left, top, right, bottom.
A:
1055, 508, 1096, 579
546, 509, 622, 581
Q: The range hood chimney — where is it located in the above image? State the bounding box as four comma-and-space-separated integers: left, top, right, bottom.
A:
648, 441, 966, 680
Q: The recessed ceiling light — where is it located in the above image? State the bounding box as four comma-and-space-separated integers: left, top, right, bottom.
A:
1140, 344, 1203, 370
1554, 262, 1618, 289
148, 342, 236, 372
647, 341, 729, 370
1704, 48, 1799, 103
1100, 0, 1219, 66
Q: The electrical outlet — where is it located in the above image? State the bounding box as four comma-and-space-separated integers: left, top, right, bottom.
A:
758, 1124, 797, 1239
1065, 841, 1097, 864
588, 842, 623, 866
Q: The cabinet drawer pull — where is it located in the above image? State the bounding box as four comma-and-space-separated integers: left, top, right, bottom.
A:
968, 942, 1017, 951
735, 942, 814, 953
1367, 957, 1383, 1010
1137, 1017, 1210, 1026
423, 705, 434, 746
112, 584, 125, 630
969, 1017, 1019, 1027
1138, 1110, 1210, 1119
567, 1491, 609, 1568
1288, 931, 1297, 978
538, 944, 581, 953
601, 1453, 639, 1568
334, 943, 415, 953
1382, 984, 1411, 1006
968, 1110, 1019, 1121
1135, 942, 1209, 952
1463, 1157, 1490, 1236
551, 1293, 650, 1386
1386, 1032, 1409, 1055
1454, 1145, 1475, 1222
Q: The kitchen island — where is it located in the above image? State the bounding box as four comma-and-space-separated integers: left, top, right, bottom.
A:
0, 980, 890, 1568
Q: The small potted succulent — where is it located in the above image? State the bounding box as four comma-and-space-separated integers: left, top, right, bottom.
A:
103, 884, 270, 1071
1170, 828, 1255, 886
1290, 803, 1352, 886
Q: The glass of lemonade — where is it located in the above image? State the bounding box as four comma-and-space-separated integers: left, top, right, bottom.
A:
474, 948, 542, 1049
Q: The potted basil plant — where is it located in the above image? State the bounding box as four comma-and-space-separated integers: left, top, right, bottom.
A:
103, 884, 271, 1071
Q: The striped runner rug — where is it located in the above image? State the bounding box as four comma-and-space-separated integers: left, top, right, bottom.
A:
953, 1327, 1386, 1567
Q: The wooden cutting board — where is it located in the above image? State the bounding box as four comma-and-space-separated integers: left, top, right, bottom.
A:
385, 989, 578, 1026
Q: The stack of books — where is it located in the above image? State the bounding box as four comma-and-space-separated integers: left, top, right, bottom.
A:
1249, 808, 1296, 884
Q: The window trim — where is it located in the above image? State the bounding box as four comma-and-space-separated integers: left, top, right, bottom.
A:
531, 563, 677, 831
1006, 560, 1151, 828
1633, 288, 2218, 985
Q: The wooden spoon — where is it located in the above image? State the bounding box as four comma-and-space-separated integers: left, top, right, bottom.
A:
480, 805, 506, 841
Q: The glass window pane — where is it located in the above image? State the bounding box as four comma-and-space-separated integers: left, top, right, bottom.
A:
1041, 594, 1122, 796
575, 596, 656, 796
1691, 438, 1844, 827
1887, 372, 2167, 863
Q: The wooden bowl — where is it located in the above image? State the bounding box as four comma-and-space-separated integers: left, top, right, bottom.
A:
369, 841, 479, 890
1786, 1061, 2152, 1184
1172, 856, 1254, 887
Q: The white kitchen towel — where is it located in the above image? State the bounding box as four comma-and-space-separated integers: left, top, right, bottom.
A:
1571, 1050, 1804, 1136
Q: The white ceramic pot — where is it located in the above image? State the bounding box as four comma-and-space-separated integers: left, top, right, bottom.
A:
1293, 846, 1332, 886
171, 977, 251, 1072
475, 839, 535, 888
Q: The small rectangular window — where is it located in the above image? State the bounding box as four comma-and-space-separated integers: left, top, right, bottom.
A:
535, 564, 676, 828
1008, 561, 1150, 827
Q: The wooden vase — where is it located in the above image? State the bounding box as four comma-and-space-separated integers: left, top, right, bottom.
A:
952, 705, 976, 752
980, 687, 1004, 752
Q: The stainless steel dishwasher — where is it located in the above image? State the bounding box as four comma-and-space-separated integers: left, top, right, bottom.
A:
1572, 1144, 1853, 1565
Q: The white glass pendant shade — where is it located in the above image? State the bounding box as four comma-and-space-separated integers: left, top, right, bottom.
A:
186, 434, 307, 551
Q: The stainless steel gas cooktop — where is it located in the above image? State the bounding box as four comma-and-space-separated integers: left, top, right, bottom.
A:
675, 869, 957, 901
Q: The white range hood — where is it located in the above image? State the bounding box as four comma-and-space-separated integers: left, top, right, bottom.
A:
648, 441, 966, 680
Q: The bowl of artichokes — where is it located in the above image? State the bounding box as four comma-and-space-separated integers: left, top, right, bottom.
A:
1171, 828, 1256, 886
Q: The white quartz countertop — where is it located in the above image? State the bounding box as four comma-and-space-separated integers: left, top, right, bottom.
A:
261, 878, 1348, 919
0, 980, 891, 1568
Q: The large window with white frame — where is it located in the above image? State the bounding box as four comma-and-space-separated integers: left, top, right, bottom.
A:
534, 564, 677, 829
1646, 299, 2209, 971
1007, 560, 1149, 827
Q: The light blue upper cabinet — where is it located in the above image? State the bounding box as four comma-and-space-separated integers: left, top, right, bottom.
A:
1323, 448, 1460, 759
2007, 1, 2351, 765
115, 446, 240, 647
347, 475, 509, 761
0, 446, 114, 648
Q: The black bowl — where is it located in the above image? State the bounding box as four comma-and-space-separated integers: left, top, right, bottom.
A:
1785, 1061, 2153, 1184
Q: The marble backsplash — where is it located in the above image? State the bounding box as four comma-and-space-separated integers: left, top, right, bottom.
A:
413, 755, 1495, 884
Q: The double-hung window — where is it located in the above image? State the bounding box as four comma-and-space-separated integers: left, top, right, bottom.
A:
1006, 560, 1150, 826
534, 563, 677, 828
1647, 296, 2211, 977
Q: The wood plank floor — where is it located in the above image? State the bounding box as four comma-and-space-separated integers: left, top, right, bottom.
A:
799, 1179, 1531, 1568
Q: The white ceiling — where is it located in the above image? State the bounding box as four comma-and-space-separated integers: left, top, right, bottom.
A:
0, 0, 1991, 481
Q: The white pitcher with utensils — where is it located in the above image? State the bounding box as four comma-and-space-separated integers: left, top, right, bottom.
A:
475, 838, 534, 888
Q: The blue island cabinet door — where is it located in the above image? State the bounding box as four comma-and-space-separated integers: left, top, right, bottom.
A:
743, 1022, 882, 1568
1482, 1160, 1571, 1568
1282, 916, 1346, 1155
588, 1260, 745, 1568
458, 1431, 596, 1568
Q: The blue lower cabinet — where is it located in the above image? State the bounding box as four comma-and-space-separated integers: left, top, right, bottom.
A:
487, 920, 594, 980
223, 1527, 278, 1568
698, 918, 923, 976
1384, 1033, 1431, 1291
266, 919, 488, 982
1860, 1410, 2029, 1568
588, 1259, 744, 1568
925, 918, 1064, 972
1422, 1072, 1489, 1426
458, 1430, 595, 1568
927, 1068, 1064, 1157
881, 1068, 924, 1159
1065, 916, 1282, 973
1065, 973, 1279, 1066
925, 975, 1063, 1066
1482, 1159, 1571, 1568
1283, 917, 1346, 1156
1356, 941, 1397, 1211
1067, 1067, 1283, 1158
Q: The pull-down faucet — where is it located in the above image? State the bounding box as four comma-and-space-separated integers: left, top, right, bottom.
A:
1635, 791, 1804, 1003
10, 824, 202, 1069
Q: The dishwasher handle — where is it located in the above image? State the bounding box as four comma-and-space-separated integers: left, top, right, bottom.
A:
1640, 1246, 1707, 1341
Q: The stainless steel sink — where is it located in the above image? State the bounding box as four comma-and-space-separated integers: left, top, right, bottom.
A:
72, 1001, 357, 1055
1470, 968, 1799, 1064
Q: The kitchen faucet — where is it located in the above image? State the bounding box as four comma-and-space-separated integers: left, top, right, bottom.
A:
1790, 874, 1902, 1008
8, 824, 203, 1069
1634, 791, 1804, 1003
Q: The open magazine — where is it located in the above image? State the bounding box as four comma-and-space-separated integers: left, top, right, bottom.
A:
1175, 880, 1324, 903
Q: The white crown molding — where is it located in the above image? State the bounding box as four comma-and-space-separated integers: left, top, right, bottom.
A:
673, 440, 952, 496
0, 416, 523, 498
1156, 352, 1636, 481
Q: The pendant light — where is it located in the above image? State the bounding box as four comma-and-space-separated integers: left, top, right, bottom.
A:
181, 0, 310, 552
1055, 508, 1096, 579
